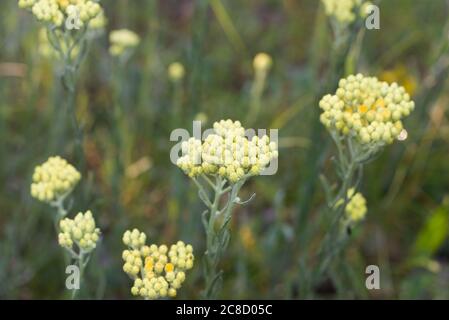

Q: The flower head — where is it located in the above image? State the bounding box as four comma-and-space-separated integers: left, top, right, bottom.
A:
18, 0, 103, 28
319, 74, 415, 146
321, 0, 371, 25
109, 29, 140, 57
176, 120, 278, 183
122, 229, 194, 299
58, 210, 101, 252
253, 52, 272, 73
31, 156, 81, 203
345, 188, 367, 222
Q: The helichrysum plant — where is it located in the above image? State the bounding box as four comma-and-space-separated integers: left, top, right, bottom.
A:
321, 0, 372, 26
315, 73, 414, 288
31, 156, 81, 218
31, 156, 101, 298
37, 12, 106, 59
175, 119, 278, 299
167, 61, 186, 126
108, 28, 140, 214
321, 0, 372, 78
18, 0, 105, 161
168, 62, 186, 83
58, 210, 101, 296
122, 229, 194, 299
248, 53, 272, 124
18, 0, 104, 85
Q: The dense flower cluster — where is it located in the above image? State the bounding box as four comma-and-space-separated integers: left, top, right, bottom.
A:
122, 229, 194, 299
18, 0, 103, 28
319, 74, 415, 145
58, 210, 101, 252
177, 120, 278, 183
31, 156, 81, 203
109, 29, 140, 57
344, 188, 367, 222
321, 0, 371, 24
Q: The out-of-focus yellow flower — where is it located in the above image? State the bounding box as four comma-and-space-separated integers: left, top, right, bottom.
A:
109, 29, 140, 57
31, 156, 81, 203
168, 62, 185, 82
194, 112, 208, 124
18, 0, 103, 28
321, 0, 371, 25
319, 74, 415, 146
253, 53, 272, 73
58, 210, 101, 252
122, 229, 194, 300
380, 65, 418, 97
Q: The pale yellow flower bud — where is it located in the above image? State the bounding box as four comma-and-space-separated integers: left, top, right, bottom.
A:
168, 62, 185, 82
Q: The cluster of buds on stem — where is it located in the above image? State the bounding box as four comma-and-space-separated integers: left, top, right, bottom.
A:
177, 119, 278, 183
321, 0, 372, 25
319, 74, 415, 148
58, 210, 101, 252
31, 156, 81, 203
122, 229, 194, 299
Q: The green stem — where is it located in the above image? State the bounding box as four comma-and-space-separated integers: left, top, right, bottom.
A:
310, 137, 361, 296
199, 176, 244, 299
247, 71, 267, 125
110, 61, 127, 216
203, 177, 225, 299
51, 196, 68, 233
48, 27, 88, 169
71, 251, 87, 300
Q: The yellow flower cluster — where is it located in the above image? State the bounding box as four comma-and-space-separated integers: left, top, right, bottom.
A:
321, 0, 371, 24
109, 29, 140, 57
18, 0, 103, 28
345, 188, 367, 222
122, 229, 194, 299
319, 74, 415, 145
31, 156, 81, 203
177, 120, 278, 183
58, 210, 101, 252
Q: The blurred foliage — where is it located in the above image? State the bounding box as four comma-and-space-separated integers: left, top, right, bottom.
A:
0, 0, 449, 299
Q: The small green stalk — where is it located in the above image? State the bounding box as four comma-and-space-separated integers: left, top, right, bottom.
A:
311, 134, 369, 294
71, 250, 90, 300
247, 70, 268, 125
50, 195, 69, 233
46, 26, 89, 168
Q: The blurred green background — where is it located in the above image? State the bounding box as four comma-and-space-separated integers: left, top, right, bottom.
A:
1, 0, 449, 299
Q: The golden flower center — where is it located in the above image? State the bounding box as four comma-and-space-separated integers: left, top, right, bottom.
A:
165, 263, 175, 273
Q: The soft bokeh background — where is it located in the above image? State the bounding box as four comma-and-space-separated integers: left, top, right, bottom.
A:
1, 0, 449, 299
